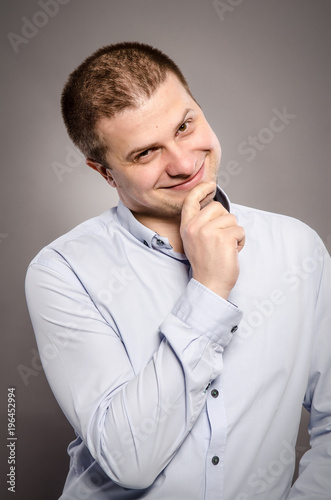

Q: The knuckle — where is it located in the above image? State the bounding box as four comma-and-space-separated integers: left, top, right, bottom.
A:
184, 221, 197, 238
227, 214, 238, 225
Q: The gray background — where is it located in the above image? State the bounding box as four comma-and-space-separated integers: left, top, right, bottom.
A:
1, 0, 330, 498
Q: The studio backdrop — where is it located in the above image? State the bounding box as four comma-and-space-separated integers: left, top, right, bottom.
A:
1, 1, 330, 499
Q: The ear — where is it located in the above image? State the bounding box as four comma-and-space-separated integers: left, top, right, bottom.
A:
85, 159, 117, 187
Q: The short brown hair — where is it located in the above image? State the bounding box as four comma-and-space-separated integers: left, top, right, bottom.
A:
61, 42, 192, 166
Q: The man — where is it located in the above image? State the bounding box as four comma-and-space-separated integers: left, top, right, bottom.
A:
25, 42, 330, 499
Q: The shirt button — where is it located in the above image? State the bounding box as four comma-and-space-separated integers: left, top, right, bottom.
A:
143, 240, 149, 246
211, 389, 219, 398
231, 325, 238, 333
211, 456, 219, 465
156, 239, 164, 246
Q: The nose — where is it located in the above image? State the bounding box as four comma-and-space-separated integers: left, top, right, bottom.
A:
164, 144, 196, 178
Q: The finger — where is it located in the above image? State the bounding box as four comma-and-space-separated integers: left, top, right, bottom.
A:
183, 210, 234, 236
194, 202, 232, 227
230, 226, 245, 252
237, 231, 245, 252
199, 217, 245, 245
212, 225, 245, 252
181, 182, 217, 226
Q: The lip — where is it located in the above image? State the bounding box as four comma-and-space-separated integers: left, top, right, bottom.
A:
164, 162, 205, 191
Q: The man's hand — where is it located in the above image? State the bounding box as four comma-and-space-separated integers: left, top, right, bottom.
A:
180, 182, 245, 300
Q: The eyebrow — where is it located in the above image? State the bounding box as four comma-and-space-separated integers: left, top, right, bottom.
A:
125, 107, 194, 161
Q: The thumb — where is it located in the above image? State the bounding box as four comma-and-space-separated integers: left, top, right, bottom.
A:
181, 182, 217, 226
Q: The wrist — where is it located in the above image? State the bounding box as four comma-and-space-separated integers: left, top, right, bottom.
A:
191, 275, 231, 300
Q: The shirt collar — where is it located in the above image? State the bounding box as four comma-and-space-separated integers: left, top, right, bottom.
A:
214, 185, 230, 212
116, 185, 231, 248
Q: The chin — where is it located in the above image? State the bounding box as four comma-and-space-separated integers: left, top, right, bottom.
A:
152, 196, 183, 217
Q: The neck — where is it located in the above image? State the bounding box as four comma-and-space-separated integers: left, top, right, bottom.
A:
134, 213, 184, 253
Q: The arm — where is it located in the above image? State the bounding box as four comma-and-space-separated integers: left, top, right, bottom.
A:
25, 263, 241, 489
25, 183, 244, 489
288, 240, 331, 498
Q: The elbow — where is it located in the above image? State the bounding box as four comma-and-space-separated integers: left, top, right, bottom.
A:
108, 466, 158, 490
116, 474, 156, 490
88, 422, 163, 489
98, 448, 159, 490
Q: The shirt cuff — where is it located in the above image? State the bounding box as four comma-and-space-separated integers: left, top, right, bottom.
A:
172, 279, 243, 346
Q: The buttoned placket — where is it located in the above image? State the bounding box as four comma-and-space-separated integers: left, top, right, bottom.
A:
117, 195, 232, 498
204, 376, 227, 499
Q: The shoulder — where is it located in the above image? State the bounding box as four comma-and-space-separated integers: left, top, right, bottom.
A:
27, 207, 120, 275
231, 203, 327, 263
232, 202, 318, 241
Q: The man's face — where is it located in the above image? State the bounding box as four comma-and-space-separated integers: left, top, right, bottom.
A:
95, 73, 221, 222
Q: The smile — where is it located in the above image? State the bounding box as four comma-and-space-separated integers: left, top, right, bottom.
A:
165, 163, 205, 191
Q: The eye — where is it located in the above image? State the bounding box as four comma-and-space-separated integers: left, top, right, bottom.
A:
134, 148, 156, 163
139, 149, 152, 158
177, 120, 190, 135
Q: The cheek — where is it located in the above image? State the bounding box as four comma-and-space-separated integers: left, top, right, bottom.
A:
139, 163, 166, 184
123, 168, 161, 193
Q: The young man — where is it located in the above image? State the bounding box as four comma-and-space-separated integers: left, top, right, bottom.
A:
25, 42, 331, 499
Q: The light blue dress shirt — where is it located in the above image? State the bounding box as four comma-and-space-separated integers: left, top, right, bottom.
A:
25, 187, 331, 499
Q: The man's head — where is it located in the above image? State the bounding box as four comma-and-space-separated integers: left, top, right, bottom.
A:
61, 42, 193, 167
61, 42, 221, 223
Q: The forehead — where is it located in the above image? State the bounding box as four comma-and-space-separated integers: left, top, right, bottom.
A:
96, 74, 197, 162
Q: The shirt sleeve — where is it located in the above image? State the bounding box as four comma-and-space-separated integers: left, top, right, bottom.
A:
287, 241, 331, 499
25, 259, 243, 490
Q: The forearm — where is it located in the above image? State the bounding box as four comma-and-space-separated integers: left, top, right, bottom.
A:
26, 265, 242, 489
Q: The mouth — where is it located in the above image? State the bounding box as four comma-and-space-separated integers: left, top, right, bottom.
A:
164, 162, 205, 191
